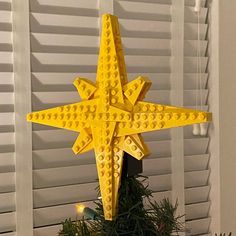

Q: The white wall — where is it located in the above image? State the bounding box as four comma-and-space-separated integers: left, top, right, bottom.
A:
219, 0, 236, 233
210, 0, 236, 234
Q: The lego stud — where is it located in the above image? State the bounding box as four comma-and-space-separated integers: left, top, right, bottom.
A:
165, 113, 171, 120
181, 113, 187, 120
126, 139, 131, 144
66, 105, 71, 112
27, 114, 33, 120
149, 114, 155, 120
138, 152, 143, 157
158, 105, 164, 111
53, 113, 58, 119
142, 105, 148, 112
114, 172, 119, 178
114, 164, 119, 169
190, 113, 197, 120
35, 113, 39, 120
158, 122, 165, 128
173, 113, 180, 120
150, 105, 156, 112
58, 106, 64, 112
198, 112, 205, 121
142, 123, 147, 128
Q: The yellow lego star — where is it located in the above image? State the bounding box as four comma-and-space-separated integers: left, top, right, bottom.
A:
27, 14, 212, 221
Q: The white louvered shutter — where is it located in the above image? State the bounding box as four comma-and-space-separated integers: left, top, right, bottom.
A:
114, 0, 172, 204
0, 0, 16, 235
30, 1, 100, 235
184, 0, 211, 235
0, 0, 213, 235
31, 0, 173, 235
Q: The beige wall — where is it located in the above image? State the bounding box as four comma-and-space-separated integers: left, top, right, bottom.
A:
219, 0, 236, 233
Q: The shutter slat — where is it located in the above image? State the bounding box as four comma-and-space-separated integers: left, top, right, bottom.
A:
119, 18, 170, 38
185, 186, 210, 204
185, 170, 209, 188
185, 0, 206, 7
0, 212, 15, 233
115, 1, 171, 21
0, 113, 14, 125
31, 0, 98, 10
34, 182, 98, 208
31, 13, 99, 30
143, 157, 171, 176
185, 23, 208, 40
0, 93, 13, 104
186, 202, 210, 220
34, 201, 95, 227
34, 225, 61, 236
0, 153, 14, 173
186, 218, 210, 235
0, 133, 14, 145
31, 53, 170, 72
119, 0, 172, 4
0, 192, 15, 213
184, 138, 209, 155
185, 6, 208, 23
0, 52, 12, 64
0, 72, 13, 85
184, 73, 208, 89
184, 154, 209, 172
0, 31, 11, 44
0, 172, 15, 193
184, 89, 208, 106
31, 72, 170, 91
184, 40, 208, 56
33, 164, 98, 189
0, 10, 11, 23
184, 57, 208, 73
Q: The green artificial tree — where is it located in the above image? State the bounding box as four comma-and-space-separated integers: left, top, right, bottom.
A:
58, 175, 184, 236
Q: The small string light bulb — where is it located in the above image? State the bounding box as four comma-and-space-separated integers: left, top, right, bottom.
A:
76, 203, 85, 214
76, 203, 101, 220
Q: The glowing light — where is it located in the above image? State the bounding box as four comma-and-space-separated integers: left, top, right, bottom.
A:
76, 203, 85, 214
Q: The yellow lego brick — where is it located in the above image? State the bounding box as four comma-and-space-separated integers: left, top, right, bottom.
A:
123, 76, 152, 105
91, 121, 119, 220
72, 129, 93, 154
116, 101, 212, 137
95, 14, 126, 107
27, 13, 212, 221
122, 134, 149, 160
73, 77, 97, 100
